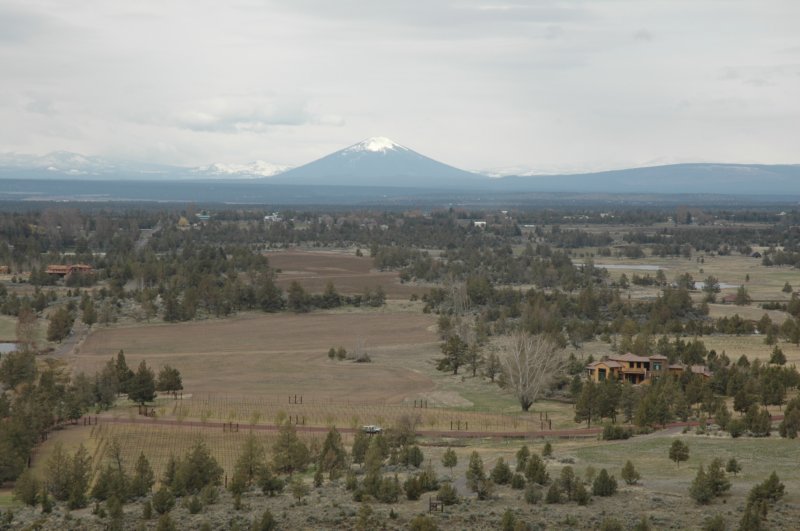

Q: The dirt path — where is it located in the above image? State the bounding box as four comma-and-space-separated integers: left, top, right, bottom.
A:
94, 415, 604, 439
52, 322, 90, 357
91, 414, 786, 440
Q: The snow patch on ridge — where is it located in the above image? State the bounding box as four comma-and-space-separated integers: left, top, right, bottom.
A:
194, 160, 289, 178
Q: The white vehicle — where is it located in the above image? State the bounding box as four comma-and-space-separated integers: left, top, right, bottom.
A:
362, 425, 382, 434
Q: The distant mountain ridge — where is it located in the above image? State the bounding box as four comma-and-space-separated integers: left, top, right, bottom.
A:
1, 143, 799, 196
496, 163, 800, 195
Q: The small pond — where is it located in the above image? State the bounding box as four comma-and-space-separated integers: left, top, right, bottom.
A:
0, 342, 18, 354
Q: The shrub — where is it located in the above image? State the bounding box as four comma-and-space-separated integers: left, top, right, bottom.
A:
501, 509, 517, 531
702, 514, 726, 531
490, 458, 513, 485
747, 471, 785, 506
574, 482, 590, 506
524, 454, 549, 485
155, 513, 176, 531
409, 515, 439, 531
510, 473, 526, 490
12, 469, 39, 506
599, 518, 623, 531
151, 487, 175, 515
545, 483, 562, 504
689, 466, 713, 504
345, 471, 358, 491
621, 460, 641, 485
436, 483, 459, 505
727, 419, 745, 438
602, 424, 633, 440
187, 495, 202, 514
633, 516, 651, 531
404, 476, 422, 501
142, 500, 152, 520
515, 445, 530, 472
200, 485, 218, 505
542, 442, 553, 457
253, 509, 278, 531
592, 469, 617, 497
524, 483, 541, 505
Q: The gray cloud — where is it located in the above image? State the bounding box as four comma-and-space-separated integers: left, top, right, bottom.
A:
0, 6, 50, 44
0, 0, 798, 171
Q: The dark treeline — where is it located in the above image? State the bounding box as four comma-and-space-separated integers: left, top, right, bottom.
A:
0, 349, 177, 484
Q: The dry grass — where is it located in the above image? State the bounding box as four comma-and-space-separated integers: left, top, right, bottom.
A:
267, 249, 426, 299
73, 310, 439, 402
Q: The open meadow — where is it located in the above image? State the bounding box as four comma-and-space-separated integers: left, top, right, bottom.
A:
267, 249, 426, 299
73, 309, 439, 401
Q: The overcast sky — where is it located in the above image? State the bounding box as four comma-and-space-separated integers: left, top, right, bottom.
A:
1, 0, 798, 173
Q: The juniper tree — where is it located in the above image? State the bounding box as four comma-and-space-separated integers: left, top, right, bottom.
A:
441, 447, 457, 476
621, 460, 641, 485
515, 445, 530, 472
669, 440, 689, 467
319, 427, 347, 479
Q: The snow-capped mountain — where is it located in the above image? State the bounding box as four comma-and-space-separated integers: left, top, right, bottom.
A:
0, 151, 117, 175
271, 137, 487, 188
192, 160, 290, 178
0, 151, 289, 181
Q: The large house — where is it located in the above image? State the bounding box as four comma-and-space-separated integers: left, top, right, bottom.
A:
46, 264, 93, 277
586, 353, 711, 384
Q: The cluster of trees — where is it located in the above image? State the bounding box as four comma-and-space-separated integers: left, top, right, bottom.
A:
0, 349, 182, 487
572, 353, 800, 436
461, 443, 621, 509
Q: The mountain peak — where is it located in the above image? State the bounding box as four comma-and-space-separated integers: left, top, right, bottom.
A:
344, 137, 407, 154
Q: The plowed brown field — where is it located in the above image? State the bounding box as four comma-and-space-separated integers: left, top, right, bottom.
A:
74, 311, 438, 402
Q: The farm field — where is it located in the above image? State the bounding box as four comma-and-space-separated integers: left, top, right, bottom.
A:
575, 252, 794, 302
267, 249, 427, 299
73, 310, 439, 401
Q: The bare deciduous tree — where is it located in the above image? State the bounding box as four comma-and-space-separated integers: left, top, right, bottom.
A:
500, 333, 567, 411
16, 307, 38, 352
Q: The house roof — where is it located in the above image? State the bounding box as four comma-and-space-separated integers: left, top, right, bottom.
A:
587, 360, 623, 369
648, 354, 668, 360
610, 353, 651, 363
690, 365, 713, 377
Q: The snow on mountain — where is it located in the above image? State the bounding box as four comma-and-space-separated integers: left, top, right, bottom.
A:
0, 151, 115, 174
193, 160, 290, 178
343, 136, 409, 154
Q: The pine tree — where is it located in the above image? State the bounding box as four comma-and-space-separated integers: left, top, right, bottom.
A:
669, 440, 689, 467
233, 433, 266, 487
465, 451, 486, 493
128, 451, 154, 498
524, 454, 549, 485
45, 442, 71, 501
351, 430, 369, 466
272, 421, 309, 476
725, 458, 741, 477
592, 468, 617, 497
689, 465, 713, 504
490, 458, 512, 485
319, 427, 347, 479
442, 447, 458, 476
67, 444, 92, 509
128, 360, 156, 405
515, 445, 530, 472
621, 460, 641, 485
